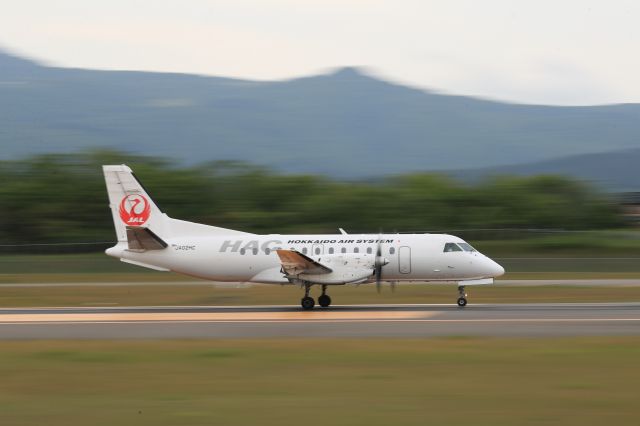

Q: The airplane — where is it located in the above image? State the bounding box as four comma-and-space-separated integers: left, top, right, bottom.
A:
103, 165, 505, 309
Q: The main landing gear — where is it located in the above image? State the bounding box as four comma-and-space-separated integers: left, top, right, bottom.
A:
457, 285, 468, 307
318, 285, 331, 308
301, 284, 315, 310
300, 284, 332, 310
301, 296, 315, 310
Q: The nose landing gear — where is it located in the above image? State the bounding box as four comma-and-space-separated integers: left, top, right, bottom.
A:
457, 285, 468, 307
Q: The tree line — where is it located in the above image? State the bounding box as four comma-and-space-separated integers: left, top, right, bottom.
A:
0, 151, 623, 247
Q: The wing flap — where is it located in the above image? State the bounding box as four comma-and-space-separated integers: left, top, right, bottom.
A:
276, 249, 332, 276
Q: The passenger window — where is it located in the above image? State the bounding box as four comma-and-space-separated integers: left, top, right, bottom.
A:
240, 248, 246, 255
354, 247, 359, 253
389, 247, 395, 255
315, 247, 321, 255
265, 248, 271, 255
341, 247, 347, 254
443, 243, 463, 252
252, 248, 258, 255
302, 247, 308, 255
329, 247, 334, 254
366, 247, 372, 254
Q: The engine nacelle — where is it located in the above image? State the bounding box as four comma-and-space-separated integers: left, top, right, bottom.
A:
295, 253, 377, 285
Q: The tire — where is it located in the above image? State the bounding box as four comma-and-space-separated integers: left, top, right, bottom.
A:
318, 294, 331, 308
457, 297, 467, 307
301, 296, 315, 310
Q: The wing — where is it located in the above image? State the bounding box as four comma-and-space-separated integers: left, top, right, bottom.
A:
276, 249, 332, 276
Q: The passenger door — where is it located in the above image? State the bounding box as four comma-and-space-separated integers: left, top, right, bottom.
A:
399, 246, 411, 274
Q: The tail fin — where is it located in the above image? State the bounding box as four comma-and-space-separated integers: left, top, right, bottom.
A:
103, 165, 168, 243
104, 164, 252, 249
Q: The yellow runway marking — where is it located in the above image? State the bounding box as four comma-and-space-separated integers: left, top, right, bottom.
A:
0, 311, 434, 323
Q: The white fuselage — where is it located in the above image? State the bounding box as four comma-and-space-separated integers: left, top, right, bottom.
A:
106, 232, 504, 285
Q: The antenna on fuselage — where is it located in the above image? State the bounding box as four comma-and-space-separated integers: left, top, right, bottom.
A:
338, 228, 348, 235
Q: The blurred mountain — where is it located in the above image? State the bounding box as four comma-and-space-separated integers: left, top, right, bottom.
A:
1, 49, 639, 177
451, 148, 640, 191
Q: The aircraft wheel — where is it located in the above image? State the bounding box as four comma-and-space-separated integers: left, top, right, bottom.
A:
301, 296, 315, 310
318, 294, 331, 308
457, 297, 467, 307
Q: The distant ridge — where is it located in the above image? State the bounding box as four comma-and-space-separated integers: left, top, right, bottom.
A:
0, 48, 639, 179
0, 49, 46, 77
451, 148, 640, 191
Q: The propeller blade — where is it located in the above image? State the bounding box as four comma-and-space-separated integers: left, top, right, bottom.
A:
375, 230, 383, 293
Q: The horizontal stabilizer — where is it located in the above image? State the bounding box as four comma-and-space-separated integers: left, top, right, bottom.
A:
276, 249, 332, 276
126, 226, 168, 251
121, 258, 170, 272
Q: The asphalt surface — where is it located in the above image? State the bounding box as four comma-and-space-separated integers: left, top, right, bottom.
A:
0, 302, 638, 339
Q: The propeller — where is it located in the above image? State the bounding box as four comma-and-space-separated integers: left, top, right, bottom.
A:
374, 231, 390, 293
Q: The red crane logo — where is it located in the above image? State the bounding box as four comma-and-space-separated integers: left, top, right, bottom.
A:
119, 194, 151, 226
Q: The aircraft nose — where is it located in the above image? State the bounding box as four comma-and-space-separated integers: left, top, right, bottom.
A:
488, 259, 505, 277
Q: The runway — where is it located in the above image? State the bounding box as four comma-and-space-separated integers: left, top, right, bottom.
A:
0, 302, 638, 339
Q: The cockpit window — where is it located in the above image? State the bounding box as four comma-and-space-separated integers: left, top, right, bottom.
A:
443, 243, 463, 252
458, 243, 477, 252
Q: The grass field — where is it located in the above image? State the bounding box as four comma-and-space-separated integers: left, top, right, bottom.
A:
0, 338, 638, 426
1, 250, 640, 306
1, 241, 638, 426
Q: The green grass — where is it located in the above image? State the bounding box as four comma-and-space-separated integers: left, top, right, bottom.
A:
0, 338, 638, 426
0, 282, 639, 307
2, 246, 640, 307
0, 253, 150, 274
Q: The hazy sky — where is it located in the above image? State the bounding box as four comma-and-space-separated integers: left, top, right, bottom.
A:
1, 0, 638, 105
